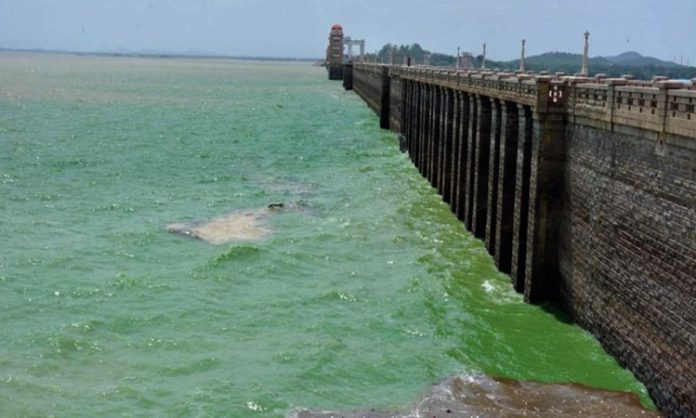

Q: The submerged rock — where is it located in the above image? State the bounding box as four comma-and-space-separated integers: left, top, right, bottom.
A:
292, 375, 660, 418
166, 210, 270, 244
166, 203, 294, 244
167, 202, 308, 244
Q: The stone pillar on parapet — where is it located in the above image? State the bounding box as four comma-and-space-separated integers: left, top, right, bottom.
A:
580, 31, 589, 76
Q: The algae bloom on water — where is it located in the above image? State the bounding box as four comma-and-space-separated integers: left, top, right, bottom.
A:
0, 53, 654, 417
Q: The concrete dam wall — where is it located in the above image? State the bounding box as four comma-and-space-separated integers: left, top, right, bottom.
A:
347, 63, 696, 417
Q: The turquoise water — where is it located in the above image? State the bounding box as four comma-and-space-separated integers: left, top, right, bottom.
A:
0, 53, 650, 417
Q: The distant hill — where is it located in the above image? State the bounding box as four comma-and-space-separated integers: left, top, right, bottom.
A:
511, 52, 613, 70
370, 45, 696, 80
604, 51, 679, 67
526, 51, 688, 70
498, 51, 695, 78
607, 51, 644, 63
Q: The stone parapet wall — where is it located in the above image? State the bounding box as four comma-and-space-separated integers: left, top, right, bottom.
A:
391, 65, 696, 136
393, 66, 538, 107
567, 81, 696, 137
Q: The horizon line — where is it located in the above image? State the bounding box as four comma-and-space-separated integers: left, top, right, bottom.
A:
0, 47, 323, 62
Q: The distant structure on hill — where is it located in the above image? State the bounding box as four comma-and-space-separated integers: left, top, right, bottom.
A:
459, 52, 473, 68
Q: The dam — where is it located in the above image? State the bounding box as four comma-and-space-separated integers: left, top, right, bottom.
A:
332, 42, 696, 417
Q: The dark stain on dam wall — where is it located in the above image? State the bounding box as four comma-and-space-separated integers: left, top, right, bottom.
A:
347, 63, 696, 418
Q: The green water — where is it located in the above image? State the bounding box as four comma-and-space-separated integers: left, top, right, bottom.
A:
0, 53, 650, 417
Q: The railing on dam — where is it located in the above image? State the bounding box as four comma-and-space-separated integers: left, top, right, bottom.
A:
347, 62, 696, 418
354, 62, 696, 135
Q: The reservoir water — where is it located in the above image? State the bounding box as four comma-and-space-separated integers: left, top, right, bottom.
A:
0, 53, 651, 417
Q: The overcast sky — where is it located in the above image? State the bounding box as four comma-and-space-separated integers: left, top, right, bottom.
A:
0, 0, 694, 64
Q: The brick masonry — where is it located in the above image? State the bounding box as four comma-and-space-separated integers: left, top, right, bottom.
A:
560, 123, 695, 418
